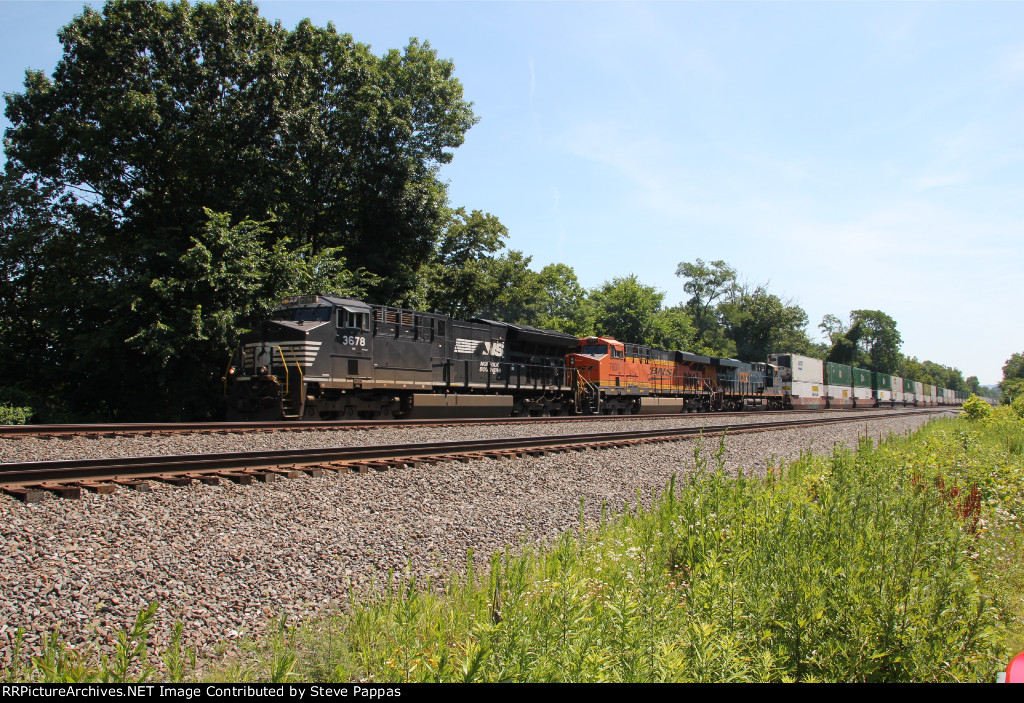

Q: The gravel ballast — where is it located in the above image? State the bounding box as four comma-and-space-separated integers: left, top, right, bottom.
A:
0, 411, 952, 671
1, 410, 920, 464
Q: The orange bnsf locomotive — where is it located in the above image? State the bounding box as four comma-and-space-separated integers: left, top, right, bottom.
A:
569, 337, 785, 414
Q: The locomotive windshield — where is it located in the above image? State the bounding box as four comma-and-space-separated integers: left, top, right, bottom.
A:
581, 344, 608, 356
271, 306, 332, 322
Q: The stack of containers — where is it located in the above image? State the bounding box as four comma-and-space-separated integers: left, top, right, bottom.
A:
826, 362, 853, 408
914, 380, 924, 407
852, 367, 873, 408
769, 354, 824, 409
873, 372, 893, 407
892, 374, 904, 406
937, 387, 945, 406
905, 378, 918, 406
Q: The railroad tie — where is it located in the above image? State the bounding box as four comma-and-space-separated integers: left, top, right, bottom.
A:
185, 472, 220, 486
155, 474, 193, 487
311, 463, 348, 474
113, 478, 151, 492
241, 469, 280, 483
1, 486, 46, 503
217, 472, 254, 485
265, 467, 302, 480
37, 482, 82, 499
479, 451, 510, 460
76, 481, 116, 495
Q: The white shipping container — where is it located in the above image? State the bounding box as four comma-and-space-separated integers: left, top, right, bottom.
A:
789, 354, 824, 384
853, 386, 873, 404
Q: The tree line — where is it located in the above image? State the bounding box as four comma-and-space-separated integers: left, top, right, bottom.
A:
0, 1, 983, 422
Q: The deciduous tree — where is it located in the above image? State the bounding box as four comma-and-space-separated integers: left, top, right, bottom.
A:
589, 275, 665, 345
1, 0, 476, 419
720, 285, 814, 362
675, 258, 736, 351
1001, 352, 1024, 404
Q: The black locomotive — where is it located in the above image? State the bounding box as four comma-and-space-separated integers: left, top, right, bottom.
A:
225, 295, 582, 420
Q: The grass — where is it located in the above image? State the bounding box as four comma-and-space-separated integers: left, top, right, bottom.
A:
4, 410, 1024, 682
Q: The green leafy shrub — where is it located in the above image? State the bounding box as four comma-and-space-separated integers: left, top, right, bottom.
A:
962, 394, 994, 421
0, 404, 32, 425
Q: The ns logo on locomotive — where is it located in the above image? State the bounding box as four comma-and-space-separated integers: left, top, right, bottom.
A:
223, 295, 965, 422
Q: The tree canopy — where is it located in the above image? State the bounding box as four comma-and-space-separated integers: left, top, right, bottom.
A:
1002, 352, 1024, 404
819, 310, 902, 374
0, 0, 476, 419
675, 258, 736, 352
720, 285, 814, 362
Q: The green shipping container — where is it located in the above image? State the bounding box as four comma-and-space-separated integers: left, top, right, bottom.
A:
903, 378, 916, 393
872, 372, 892, 391
825, 362, 852, 386
853, 368, 872, 388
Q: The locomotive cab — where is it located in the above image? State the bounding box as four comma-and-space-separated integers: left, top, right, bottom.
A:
568, 337, 624, 387
333, 304, 373, 380
226, 295, 346, 420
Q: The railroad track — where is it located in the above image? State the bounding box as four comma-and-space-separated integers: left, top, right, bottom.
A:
0, 408, 949, 502
0, 405, 936, 439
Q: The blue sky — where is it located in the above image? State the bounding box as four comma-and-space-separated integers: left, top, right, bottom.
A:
2, 1, 1022, 385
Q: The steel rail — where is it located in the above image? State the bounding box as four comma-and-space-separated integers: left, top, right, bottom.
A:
1, 409, 947, 491
0, 405, 929, 439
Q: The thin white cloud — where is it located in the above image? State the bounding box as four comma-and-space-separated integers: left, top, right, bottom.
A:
997, 44, 1024, 79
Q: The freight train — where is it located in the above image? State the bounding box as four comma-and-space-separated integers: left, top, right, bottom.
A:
224, 295, 966, 421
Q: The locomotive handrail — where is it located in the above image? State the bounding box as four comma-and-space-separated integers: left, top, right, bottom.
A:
574, 371, 600, 414
275, 345, 305, 418
276, 345, 291, 391
285, 345, 304, 388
